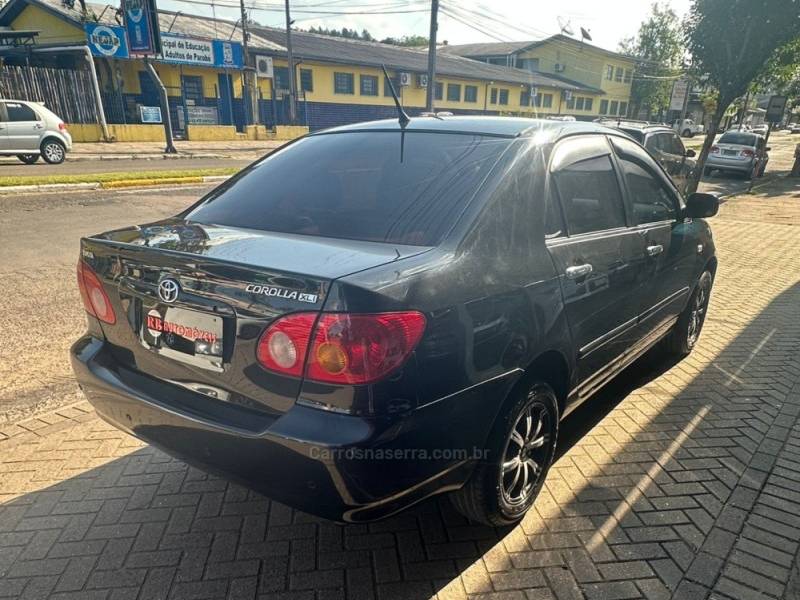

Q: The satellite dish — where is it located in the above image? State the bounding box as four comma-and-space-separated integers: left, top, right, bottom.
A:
580, 27, 593, 42
557, 16, 575, 36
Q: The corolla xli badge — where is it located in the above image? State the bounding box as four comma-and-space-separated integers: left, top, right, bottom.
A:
158, 278, 180, 303
245, 284, 318, 304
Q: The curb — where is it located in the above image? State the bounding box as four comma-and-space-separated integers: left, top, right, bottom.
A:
68, 152, 264, 162
0, 175, 230, 194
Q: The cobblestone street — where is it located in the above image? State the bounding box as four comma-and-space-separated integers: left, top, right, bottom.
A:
1, 186, 799, 600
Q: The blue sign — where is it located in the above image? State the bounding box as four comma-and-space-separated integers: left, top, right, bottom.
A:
85, 23, 129, 59
212, 39, 244, 69
122, 0, 157, 55
160, 33, 243, 69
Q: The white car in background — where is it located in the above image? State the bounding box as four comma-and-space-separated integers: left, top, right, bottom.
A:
0, 100, 72, 164
673, 118, 704, 137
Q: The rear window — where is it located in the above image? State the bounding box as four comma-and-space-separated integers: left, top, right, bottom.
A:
719, 132, 756, 146
187, 132, 509, 246
619, 128, 644, 144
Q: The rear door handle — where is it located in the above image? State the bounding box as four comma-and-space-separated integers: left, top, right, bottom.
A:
565, 264, 593, 279
646, 244, 664, 257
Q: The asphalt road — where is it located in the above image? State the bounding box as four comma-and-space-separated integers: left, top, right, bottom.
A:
0, 156, 256, 176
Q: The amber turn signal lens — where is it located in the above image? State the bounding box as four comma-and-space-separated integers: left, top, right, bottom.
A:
316, 342, 348, 375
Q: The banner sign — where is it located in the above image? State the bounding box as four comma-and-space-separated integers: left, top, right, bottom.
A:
122, 0, 160, 55
669, 79, 690, 112
85, 23, 129, 59
160, 34, 243, 68
765, 95, 788, 124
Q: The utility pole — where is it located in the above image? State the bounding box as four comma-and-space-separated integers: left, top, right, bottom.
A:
425, 0, 439, 111
239, 0, 255, 124
285, 0, 298, 124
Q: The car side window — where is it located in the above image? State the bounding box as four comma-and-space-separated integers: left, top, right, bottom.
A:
669, 133, 686, 156
544, 191, 565, 239
5, 103, 37, 122
611, 137, 677, 225
644, 134, 659, 154
552, 154, 627, 236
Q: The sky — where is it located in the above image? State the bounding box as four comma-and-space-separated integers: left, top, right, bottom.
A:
156, 0, 693, 53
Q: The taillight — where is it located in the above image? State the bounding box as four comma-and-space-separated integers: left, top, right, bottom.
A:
58, 122, 66, 131
710, 145, 719, 154
256, 311, 426, 385
77, 260, 116, 324
740, 148, 754, 157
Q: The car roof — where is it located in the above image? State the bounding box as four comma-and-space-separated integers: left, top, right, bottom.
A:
600, 120, 671, 133
311, 116, 617, 141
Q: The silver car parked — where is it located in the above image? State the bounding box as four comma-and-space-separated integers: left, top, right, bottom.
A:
704, 131, 769, 179
0, 100, 72, 164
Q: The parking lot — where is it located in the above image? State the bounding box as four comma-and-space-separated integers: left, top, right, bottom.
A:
1, 139, 799, 599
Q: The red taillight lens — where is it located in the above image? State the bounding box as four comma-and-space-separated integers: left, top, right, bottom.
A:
741, 148, 754, 157
710, 145, 720, 154
307, 312, 426, 384
58, 122, 66, 131
77, 260, 116, 324
256, 312, 316, 377
256, 311, 426, 385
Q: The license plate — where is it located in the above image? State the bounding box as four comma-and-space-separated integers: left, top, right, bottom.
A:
141, 305, 224, 370
723, 149, 737, 156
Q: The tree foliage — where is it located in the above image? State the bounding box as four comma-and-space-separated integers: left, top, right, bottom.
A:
618, 3, 683, 118
305, 26, 375, 41
684, 0, 800, 192
379, 35, 429, 47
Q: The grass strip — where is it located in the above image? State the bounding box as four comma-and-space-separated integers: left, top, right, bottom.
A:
0, 167, 238, 187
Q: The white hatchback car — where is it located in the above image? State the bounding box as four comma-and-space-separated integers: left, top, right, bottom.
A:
0, 100, 72, 164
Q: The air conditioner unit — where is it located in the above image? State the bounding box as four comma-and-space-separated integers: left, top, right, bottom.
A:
399, 72, 411, 86
255, 55, 273, 78
417, 73, 428, 88
554, 63, 566, 73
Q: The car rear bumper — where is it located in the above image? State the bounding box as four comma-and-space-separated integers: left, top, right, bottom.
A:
71, 335, 514, 522
705, 155, 755, 172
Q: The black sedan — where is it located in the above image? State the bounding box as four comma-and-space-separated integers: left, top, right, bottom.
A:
71, 117, 718, 525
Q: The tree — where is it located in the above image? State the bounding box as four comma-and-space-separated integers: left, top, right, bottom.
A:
618, 3, 683, 119
684, 0, 800, 193
380, 35, 429, 47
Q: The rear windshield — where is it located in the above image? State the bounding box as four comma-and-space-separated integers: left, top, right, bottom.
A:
186, 131, 510, 246
719, 132, 756, 146
619, 128, 644, 143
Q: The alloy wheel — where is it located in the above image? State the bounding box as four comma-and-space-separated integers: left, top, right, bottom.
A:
687, 280, 709, 347
499, 400, 550, 508
44, 142, 64, 163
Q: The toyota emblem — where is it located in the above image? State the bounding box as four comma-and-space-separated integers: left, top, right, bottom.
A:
158, 278, 180, 303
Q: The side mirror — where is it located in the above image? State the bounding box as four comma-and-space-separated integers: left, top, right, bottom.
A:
685, 149, 696, 158
685, 192, 719, 219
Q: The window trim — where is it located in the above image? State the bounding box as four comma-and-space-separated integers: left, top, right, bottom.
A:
464, 85, 478, 103
333, 72, 355, 94
359, 74, 379, 96
446, 82, 461, 102
300, 68, 313, 93
498, 89, 509, 105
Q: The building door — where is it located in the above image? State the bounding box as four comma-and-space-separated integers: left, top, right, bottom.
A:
137, 71, 160, 108
217, 73, 234, 126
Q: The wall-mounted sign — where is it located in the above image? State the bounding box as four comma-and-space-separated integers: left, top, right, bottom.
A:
187, 106, 219, 125
669, 79, 690, 112
160, 34, 243, 68
765, 95, 788, 124
122, 0, 161, 55
139, 105, 162, 123
85, 23, 129, 59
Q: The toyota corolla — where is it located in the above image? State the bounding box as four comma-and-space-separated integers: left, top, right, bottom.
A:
71, 116, 718, 525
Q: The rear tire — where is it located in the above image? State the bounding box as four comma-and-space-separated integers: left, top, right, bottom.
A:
449, 382, 559, 526
664, 271, 713, 356
17, 154, 39, 164
682, 129, 693, 137
41, 139, 66, 164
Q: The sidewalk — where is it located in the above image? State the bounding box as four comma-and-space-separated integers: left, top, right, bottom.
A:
68, 139, 287, 161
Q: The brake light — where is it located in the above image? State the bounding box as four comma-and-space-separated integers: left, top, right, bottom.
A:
256, 311, 426, 385
58, 122, 66, 131
740, 148, 754, 157
710, 145, 720, 154
77, 261, 116, 324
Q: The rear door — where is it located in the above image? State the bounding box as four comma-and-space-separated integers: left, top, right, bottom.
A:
546, 135, 649, 388
610, 136, 694, 335
3, 102, 44, 151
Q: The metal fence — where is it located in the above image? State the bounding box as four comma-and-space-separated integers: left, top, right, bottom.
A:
0, 65, 99, 123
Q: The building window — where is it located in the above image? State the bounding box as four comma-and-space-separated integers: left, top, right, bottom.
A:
446, 83, 461, 102
575, 97, 585, 110
610, 100, 619, 115
490, 88, 498, 104
623, 68, 632, 83
599, 99, 609, 114
498, 89, 508, 105
566, 95, 575, 109
533, 93, 541, 107
542, 94, 553, 108
360, 75, 378, 96
273, 66, 289, 91
584, 98, 593, 111
606, 65, 614, 80
383, 75, 400, 96
518, 57, 540, 72
434, 82, 443, 101
181, 75, 203, 105
334, 72, 354, 94
300, 69, 313, 93
520, 89, 531, 106
464, 85, 478, 102
615, 66, 623, 82
619, 101, 628, 116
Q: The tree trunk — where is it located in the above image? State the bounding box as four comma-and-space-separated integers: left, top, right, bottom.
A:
791, 151, 800, 178
685, 101, 729, 195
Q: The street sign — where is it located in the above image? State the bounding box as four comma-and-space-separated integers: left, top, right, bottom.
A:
669, 79, 690, 112
85, 23, 129, 59
122, 0, 161, 55
139, 105, 162, 123
765, 95, 788, 124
